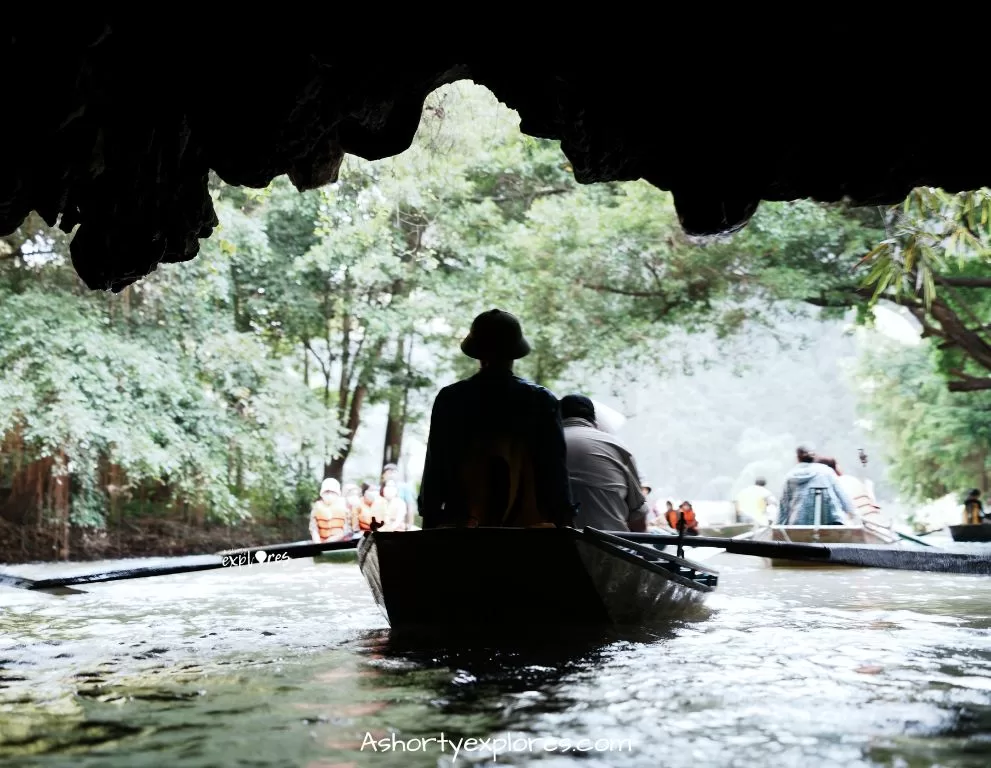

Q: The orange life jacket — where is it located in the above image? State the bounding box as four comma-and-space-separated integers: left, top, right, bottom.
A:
358, 498, 387, 532
666, 508, 698, 530
313, 497, 349, 541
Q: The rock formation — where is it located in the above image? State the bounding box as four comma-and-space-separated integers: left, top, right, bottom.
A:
2, 21, 986, 291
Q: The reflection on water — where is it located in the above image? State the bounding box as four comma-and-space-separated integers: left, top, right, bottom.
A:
1, 541, 991, 767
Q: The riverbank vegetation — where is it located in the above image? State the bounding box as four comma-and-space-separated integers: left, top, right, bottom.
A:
2, 82, 990, 560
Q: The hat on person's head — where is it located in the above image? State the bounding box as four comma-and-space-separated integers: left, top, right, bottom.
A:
460, 309, 531, 360
383, 463, 399, 472
560, 394, 596, 422
320, 478, 341, 496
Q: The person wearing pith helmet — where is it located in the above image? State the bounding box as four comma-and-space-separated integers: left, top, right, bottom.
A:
418, 309, 575, 529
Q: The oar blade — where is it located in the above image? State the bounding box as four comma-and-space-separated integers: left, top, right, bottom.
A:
0, 536, 363, 594
605, 531, 991, 574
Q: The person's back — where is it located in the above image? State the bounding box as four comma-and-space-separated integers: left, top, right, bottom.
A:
777, 446, 855, 526
561, 395, 647, 532
963, 490, 985, 525
835, 473, 880, 520
418, 310, 573, 529
735, 479, 774, 524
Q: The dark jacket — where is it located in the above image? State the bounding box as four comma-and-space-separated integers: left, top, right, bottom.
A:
418, 368, 574, 527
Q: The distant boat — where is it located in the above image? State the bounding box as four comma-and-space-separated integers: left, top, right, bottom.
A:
357, 526, 717, 636
949, 524, 991, 543
751, 524, 901, 567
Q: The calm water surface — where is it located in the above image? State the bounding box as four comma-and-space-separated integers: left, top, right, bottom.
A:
1, 536, 991, 767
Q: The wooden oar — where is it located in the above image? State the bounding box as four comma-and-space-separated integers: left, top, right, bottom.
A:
862, 519, 934, 548
0, 538, 360, 593
607, 532, 991, 574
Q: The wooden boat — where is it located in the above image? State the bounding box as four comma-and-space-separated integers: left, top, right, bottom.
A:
949, 524, 991, 542
698, 522, 753, 538
751, 523, 901, 567
357, 526, 717, 635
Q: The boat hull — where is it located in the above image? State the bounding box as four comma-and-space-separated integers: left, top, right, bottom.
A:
357, 527, 713, 635
698, 523, 753, 538
752, 525, 900, 568
949, 524, 991, 542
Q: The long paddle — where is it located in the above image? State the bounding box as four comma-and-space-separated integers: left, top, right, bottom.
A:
608, 531, 991, 575
0, 538, 360, 594
861, 518, 934, 548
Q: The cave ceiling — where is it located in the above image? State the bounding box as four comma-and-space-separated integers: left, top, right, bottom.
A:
2, 21, 987, 292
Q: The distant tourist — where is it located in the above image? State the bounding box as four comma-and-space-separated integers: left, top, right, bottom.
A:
418, 309, 575, 528
734, 477, 777, 525
777, 445, 855, 526
815, 456, 881, 523
559, 394, 648, 533
340, 483, 361, 537
647, 499, 674, 532
381, 462, 417, 527
666, 500, 699, 536
309, 478, 352, 543
357, 485, 386, 533
380, 480, 410, 531
963, 489, 987, 525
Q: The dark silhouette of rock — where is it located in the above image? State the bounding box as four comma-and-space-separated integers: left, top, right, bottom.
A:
2, 20, 985, 291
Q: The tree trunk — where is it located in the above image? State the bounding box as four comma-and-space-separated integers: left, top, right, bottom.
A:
52, 449, 70, 560
326, 339, 385, 480
302, 339, 309, 388
381, 335, 408, 469
325, 382, 369, 481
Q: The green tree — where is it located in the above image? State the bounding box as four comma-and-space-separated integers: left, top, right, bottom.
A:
0, 196, 339, 554
860, 188, 991, 392
856, 337, 991, 501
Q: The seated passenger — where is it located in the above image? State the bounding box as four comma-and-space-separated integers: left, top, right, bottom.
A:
734, 477, 776, 525
561, 394, 648, 533
816, 456, 881, 523
963, 488, 986, 525
417, 309, 574, 528
309, 478, 351, 543
777, 445, 855, 525
646, 499, 673, 532
357, 485, 387, 533
341, 483, 362, 538
666, 500, 700, 536
380, 481, 409, 531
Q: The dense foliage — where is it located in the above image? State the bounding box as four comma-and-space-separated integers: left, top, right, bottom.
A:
4, 80, 990, 547
857, 338, 991, 503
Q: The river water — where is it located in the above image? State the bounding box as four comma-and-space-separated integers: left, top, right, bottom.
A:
2, 537, 991, 767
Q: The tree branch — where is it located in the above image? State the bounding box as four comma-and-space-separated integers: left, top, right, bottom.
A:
470, 186, 571, 204
577, 281, 667, 298
905, 306, 948, 340
948, 369, 991, 392
303, 339, 331, 381
937, 275, 991, 288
